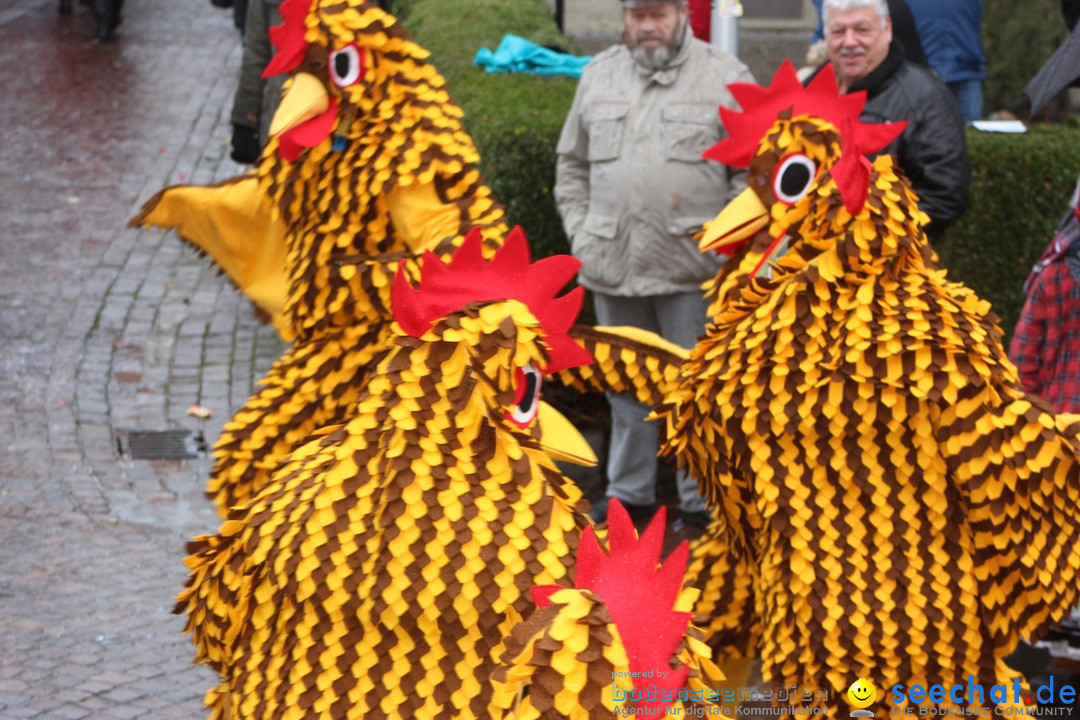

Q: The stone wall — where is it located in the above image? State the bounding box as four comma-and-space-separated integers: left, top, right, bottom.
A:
740, 28, 816, 82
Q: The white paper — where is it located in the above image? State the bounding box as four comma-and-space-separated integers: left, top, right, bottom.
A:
970, 120, 1028, 133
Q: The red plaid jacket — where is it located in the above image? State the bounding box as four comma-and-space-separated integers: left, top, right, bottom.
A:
1010, 258, 1080, 413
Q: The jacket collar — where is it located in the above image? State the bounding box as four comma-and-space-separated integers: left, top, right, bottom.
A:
632, 22, 693, 85
846, 43, 904, 98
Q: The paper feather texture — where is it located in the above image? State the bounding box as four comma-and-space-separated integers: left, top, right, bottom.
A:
133, 0, 510, 518
492, 500, 727, 720
668, 62, 1080, 716
557, 62, 1080, 716
176, 232, 600, 719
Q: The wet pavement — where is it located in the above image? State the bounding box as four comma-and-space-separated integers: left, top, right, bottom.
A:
0, 1, 285, 717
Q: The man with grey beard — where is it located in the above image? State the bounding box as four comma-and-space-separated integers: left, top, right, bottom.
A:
554, 0, 753, 535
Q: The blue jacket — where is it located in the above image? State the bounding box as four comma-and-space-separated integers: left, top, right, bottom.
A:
905, 0, 986, 83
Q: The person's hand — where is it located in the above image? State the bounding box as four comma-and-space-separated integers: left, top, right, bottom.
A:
230, 125, 261, 164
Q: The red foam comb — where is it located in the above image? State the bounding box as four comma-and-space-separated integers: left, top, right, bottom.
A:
391, 228, 594, 374
263, 0, 314, 78
833, 115, 873, 215
703, 61, 906, 168
573, 501, 693, 715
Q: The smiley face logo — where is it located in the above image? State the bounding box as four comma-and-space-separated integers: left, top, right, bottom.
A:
847, 678, 876, 709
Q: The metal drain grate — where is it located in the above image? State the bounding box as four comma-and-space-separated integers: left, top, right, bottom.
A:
117, 430, 207, 460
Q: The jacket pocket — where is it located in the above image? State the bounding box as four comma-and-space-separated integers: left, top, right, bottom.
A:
659, 216, 725, 281
586, 103, 630, 162
666, 216, 713, 239
572, 214, 625, 288
582, 213, 619, 239
662, 103, 718, 163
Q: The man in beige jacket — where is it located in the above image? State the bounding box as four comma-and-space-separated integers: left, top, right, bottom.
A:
555, 0, 752, 531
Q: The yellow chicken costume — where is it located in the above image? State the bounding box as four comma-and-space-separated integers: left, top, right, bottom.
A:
491, 501, 726, 719
660, 61, 1080, 715
557, 61, 1080, 716
132, 0, 509, 517
176, 231, 599, 719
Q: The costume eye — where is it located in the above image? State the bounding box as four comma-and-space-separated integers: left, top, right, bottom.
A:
771, 153, 817, 205
329, 44, 365, 87
506, 364, 542, 429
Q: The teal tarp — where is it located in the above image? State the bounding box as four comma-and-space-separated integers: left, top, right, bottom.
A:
474, 34, 591, 78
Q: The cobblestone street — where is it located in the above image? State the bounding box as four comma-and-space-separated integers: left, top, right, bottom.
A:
0, 1, 285, 717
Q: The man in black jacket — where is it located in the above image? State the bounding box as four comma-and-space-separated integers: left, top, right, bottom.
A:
817, 0, 970, 246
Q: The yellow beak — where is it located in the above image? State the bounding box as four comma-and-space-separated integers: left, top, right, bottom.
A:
537, 401, 598, 467
699, 187, 770, 255
268, 72, 329, 138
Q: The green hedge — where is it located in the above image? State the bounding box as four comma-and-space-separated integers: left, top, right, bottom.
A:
943, 124, 1080, 339
983, 0, 1064, 116
397, 0, 1080, 344
395, 0, 577, 261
